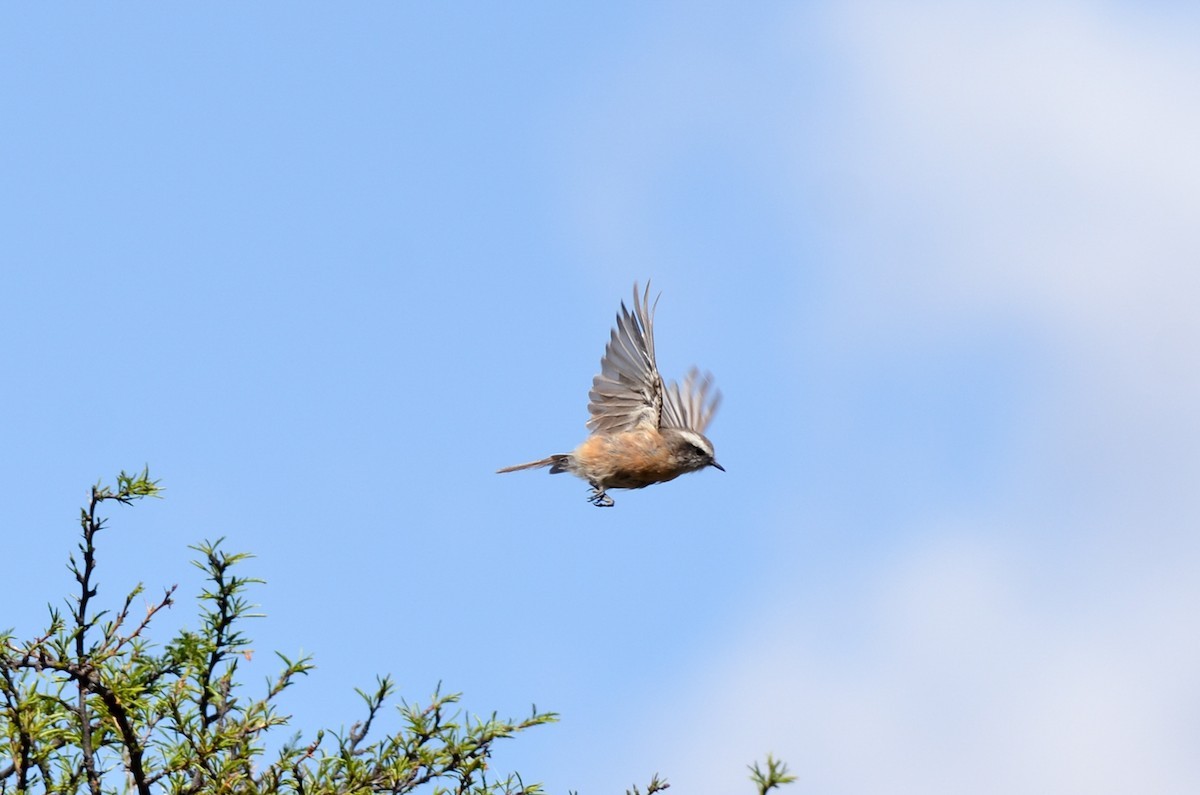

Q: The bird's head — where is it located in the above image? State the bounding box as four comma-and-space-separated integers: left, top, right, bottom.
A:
667, 428, 725, 474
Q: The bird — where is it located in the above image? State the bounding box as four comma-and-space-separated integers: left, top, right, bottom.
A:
497, 281, 722, 507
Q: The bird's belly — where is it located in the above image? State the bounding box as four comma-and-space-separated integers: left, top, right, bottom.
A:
575, 430, 681, 489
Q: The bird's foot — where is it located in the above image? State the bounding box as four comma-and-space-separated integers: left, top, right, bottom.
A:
588, 487, 614, 508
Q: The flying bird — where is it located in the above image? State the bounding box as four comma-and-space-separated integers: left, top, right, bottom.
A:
498, 282, 722, 507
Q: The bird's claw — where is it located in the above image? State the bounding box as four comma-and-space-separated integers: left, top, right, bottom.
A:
588, 488, 614, 508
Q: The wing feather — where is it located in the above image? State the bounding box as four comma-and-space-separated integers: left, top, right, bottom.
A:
587, 282, 664, 434
587, 283, 721, 436
661, 367, 722, 434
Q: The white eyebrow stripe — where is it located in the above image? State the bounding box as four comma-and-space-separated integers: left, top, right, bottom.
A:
677, 430, 713, 457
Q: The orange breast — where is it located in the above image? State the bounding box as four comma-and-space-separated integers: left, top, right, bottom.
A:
573, 429, 681, 489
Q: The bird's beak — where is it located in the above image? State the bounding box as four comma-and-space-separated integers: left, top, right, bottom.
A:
711, 460, 725, 472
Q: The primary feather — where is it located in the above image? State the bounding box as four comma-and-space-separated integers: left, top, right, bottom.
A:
586, 282, 720, 436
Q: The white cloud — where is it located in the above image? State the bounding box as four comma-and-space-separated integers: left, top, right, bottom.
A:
633, 523, 1200, 794
816, 1, 1200, 348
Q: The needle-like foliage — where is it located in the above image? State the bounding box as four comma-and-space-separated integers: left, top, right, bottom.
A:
0, 470, 553, 795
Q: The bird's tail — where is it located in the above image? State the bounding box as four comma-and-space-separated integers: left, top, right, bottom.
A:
496, 454, 571, 474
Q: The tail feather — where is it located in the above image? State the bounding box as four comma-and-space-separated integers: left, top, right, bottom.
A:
496, 454, 570, 474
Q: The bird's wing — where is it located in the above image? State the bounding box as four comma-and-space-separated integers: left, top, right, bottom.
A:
661, 367, 721, 434
587, 282, 665, 434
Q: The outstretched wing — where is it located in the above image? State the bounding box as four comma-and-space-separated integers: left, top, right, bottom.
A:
587, 282, 664, 434
661, 367, 721, 434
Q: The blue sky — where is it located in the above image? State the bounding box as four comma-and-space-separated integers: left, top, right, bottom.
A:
3, 3, 1199, 793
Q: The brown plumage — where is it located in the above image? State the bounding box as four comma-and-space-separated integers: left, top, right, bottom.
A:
497, 282, 722, 507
